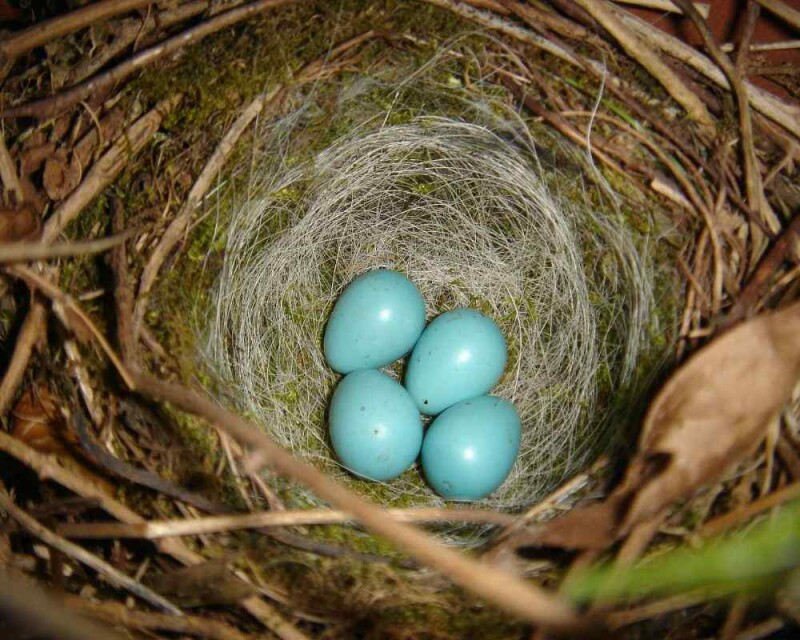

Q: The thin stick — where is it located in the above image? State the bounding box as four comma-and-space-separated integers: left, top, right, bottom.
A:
58, 507, 515, 539
0, 490, 182, 615
754, 0, 800, 31
42, 95, 181, 243
726, 213, 800, 324
606, 590, 724, 627
135, 29, 381, 333
63, 595, 253, 640
735, 618, 785, 640
66, 2, 213, 86
613, 0, 710, 15
424, 0, 585, 68
0, 132, 23, 201
573, 0, 715, 133
130, 371, 583, 632
0, 0, 154, 62
698, 481, 800, 538
609, 4, 800, 141
0, 431, 308, 640
674, 0, 780, 237
0, 569, 126, 640
3, 0, 301, 120
6, 264, 135, 389
721, 595, 750, 640
0, 231, 134, 263
0, 296, 46, 418
487, 457, 607, 555
110, 199, 139, 367
135, 90, 274, 332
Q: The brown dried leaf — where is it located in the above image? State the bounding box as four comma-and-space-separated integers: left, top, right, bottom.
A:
20, 142, 56, 176
11, 387, 70, 455
0, 203, 39, 243
622, 302, 800, 528
73, 105, 128, 169
519, 302, 800, 550
43, 149, 81, 200
147, 558, 256, 608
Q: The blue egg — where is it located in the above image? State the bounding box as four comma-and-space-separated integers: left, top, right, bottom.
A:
405, 309, 507, 415
329, 369, 423, 481
421, 395, 521, 501
324, 269, 426, 374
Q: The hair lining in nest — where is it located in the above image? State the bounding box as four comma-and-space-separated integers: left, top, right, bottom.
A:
203, 67, 660, 538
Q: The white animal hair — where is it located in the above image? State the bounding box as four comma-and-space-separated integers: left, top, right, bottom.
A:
203, 61, 656, 524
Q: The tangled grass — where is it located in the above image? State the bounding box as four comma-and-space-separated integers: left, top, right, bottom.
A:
204, 67, 657, 516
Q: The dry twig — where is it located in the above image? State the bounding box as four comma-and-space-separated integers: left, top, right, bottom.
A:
609, 5, 800, 140
0, 133, 23, 202
6, 264, 135, 389
754, 0, 800, 31
0, 0, 154, 64
0, 489, 183, 615
63, 595, 253, 640
0, 231, 133, 263
673, 0, 780, 238
2, 0, 301, 120
135, 30, 382, 335
0, 431, 309, 640
42, 95, 181, 243
0, 298, 45, 416
57, 507, 515, 539
129, 371, 583, 632
698, 480, 800, 538
573, 0, 715, 134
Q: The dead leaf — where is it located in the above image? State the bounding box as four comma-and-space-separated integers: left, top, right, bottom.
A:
624, 302, 800, 528
43, 148, 81, 200
73, 105, 127, 169
0, 203, 39, 243
516, 302, 800, 551
20, 142, 56, 176
11, 387, 72, 455
146, 558, 256, 608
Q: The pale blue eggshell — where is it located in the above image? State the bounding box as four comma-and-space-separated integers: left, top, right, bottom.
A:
421, 395, 521, 501
324, 269, 426, 373
405, 309, 507, 415
329, 369, 423, 482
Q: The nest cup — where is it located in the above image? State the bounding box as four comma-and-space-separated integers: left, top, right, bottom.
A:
205, 68, 656, 520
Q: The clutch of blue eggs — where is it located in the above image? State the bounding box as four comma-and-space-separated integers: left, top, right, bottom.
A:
324, 269, 521, 501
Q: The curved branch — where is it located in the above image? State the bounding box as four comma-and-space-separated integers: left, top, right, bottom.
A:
2, 0, 302, 120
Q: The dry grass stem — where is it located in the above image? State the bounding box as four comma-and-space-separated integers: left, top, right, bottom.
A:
57, 507, 516, 540
0, 489, 183, 615
135, 92, 273, 330
0, 297, 45, 416
131, 371, 583, 631
613, 0, 710, 15
673, 0, 780, 238
698, 480, 800, 538
0, 431, 309, 640
63, 595, 255, 640
574, 0, 714, 133
7, 264, 135, 389
0, 0, 154, 62
0, 133, 23, 201
42, 95, 181, 244
754, 0, 800, 30
610, 5, 800, 140
2, 0, 301, 120
0, 231, 134, 263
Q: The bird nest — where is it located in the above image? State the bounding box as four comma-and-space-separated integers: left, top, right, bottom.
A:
204, 70, 659, 517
